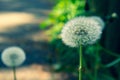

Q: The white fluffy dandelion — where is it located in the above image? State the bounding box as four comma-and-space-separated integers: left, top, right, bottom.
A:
1, 46, 26, 67
61, 16, 102, 47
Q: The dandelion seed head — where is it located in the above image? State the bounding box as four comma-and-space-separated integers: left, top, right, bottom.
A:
1, 46, 26, 67
61, 16, 102, 47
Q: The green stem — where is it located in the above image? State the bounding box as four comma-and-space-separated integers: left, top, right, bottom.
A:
79, 45, 82, 80
13, 67, 17, 80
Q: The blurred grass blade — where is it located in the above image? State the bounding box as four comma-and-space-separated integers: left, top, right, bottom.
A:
105, 58, 120, 68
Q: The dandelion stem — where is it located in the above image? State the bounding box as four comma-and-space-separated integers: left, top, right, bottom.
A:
13, 67, 17, 80
79, 44, 82, 80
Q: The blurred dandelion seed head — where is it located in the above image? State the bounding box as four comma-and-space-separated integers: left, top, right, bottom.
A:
61, 16, 102, 47
1, 46, 26, 67
112, 12, 118, 18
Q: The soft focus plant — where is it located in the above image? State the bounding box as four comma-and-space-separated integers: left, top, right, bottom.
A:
1, 46, 26, 80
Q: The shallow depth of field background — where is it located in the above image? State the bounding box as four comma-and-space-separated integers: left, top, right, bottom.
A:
0, 0, 120, 80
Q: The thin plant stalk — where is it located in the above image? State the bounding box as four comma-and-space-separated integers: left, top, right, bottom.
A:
13, 67, 17, 80
79, 44, 82, 80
